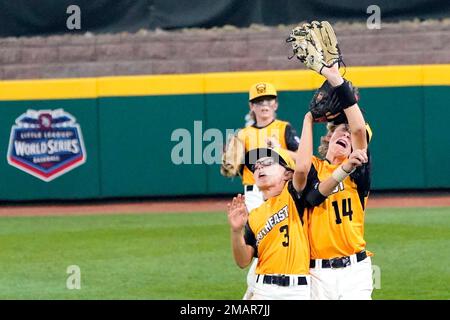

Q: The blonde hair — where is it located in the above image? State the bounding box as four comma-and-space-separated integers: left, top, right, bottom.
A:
250, 110, 256, 122
318, 123, 350, 158
245, 111, 256, 127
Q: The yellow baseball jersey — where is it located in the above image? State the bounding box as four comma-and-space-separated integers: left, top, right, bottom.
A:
307, 153, 372, 259
244, 181, 310, 275
238, 120, 299, 185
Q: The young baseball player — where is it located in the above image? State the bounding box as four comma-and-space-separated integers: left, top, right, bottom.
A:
229, 82, 300, 299
227, 109, 313, 300
286, 20, 373, 299
307, 79, 374, 299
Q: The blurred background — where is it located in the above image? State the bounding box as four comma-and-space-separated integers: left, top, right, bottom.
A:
0, 0, 449, 301
0, 0, 449, 201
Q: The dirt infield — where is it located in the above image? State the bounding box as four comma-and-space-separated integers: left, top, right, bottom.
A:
0, 193, 449, 217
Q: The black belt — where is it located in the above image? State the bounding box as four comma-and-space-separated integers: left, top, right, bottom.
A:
256, 275, 308, 287
310, 250, 367, 269
245, 185, 254, 192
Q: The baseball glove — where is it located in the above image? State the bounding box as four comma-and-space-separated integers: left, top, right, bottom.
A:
307, 21, 342, 67
286, 25, 326, 74
309, 79, 359, 124
221, 134, 245, 177
287, 21, 342, 72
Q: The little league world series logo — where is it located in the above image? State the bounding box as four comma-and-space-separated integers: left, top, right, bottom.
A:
7, 109, 86, 182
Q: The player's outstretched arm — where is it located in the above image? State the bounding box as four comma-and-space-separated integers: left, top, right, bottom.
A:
293, 112, 314, 192
227, 194, 254, 268
321, 64, 367, 150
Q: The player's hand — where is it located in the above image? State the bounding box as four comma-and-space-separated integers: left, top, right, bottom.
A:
304, 111, 314, 123
227, 194, 249, 233
342, 149, 368, 172
265, 136, 281, 149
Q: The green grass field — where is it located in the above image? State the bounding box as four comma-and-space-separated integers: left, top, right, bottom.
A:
0, 207, 449, 299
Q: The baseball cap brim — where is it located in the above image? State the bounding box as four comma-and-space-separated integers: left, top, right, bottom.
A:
245, 148, 294, 172
249, 95, 277, 103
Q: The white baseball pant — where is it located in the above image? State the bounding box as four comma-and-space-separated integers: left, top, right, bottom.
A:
310, 255, 373, 300
251, 274, 311, 300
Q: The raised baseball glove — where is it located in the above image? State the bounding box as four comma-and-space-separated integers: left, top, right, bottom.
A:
286, 25, 326, 74
221, 134, 245, 177
307, 21, 342, 67
287, 21, 342, 72
309, 79, 359, 124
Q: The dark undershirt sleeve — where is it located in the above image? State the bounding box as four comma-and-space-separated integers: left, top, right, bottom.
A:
244, 222, 258, 257
350, 149, 372, 209
304, 164, 327, 207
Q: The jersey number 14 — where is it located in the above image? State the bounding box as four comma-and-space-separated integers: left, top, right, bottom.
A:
331, 198, 353, 224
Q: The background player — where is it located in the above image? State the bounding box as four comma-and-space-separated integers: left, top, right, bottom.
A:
237, 82, 300, 212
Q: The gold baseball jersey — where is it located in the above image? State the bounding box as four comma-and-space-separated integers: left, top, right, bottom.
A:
307, 152, 372, 259
238, 120, 299, 185
244, 181, 310, 275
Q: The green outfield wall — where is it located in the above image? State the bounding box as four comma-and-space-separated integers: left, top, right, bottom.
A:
0, 66, 449, 201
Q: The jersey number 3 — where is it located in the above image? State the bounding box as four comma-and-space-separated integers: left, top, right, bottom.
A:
279, 225, 289, 247
331, 198, 353, 224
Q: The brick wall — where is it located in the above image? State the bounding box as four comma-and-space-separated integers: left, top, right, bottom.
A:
1, 20, 450, 80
